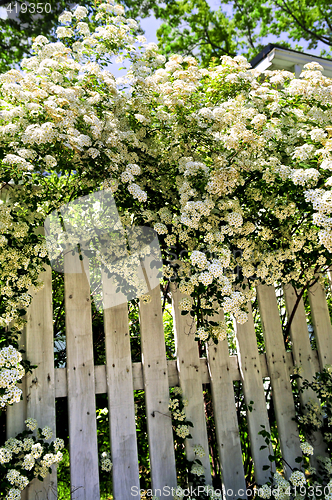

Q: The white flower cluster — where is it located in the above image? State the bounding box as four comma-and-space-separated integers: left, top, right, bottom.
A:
193, 444, 206, 458
0, 419, 64, 497
100, 451, 113, 472
190, 251, 208, 269
169, 398, 179, 410
191, 463, 205, 476
25, 418, 38, 431
289, 470, 306, 487
41, 426, 53, 440
197, 327, 209, 341
0, 345, 25, 408
300, 441, 314, 455
178, 297, 192, 311
211, 321, 228, 342
172, 410, 186, 421
257, 484, 271, 499
175, 424, 190, 439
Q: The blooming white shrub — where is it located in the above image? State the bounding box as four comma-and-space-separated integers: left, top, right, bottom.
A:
1, 0, 332, 397
0, 345, 25, 408
0, 420, 64, 497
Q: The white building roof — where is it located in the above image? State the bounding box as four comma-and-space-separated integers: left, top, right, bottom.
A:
250, 43, 332, 78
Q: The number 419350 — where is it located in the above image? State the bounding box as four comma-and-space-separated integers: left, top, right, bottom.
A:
6, 3, 52, 14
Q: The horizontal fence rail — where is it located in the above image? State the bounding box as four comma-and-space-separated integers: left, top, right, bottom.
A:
5, 266, 332, 500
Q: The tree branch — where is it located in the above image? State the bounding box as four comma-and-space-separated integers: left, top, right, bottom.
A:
203, 26, 235, 56
274, 0, 332, 47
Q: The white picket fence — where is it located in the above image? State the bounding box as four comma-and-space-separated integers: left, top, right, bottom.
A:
6, 266, 332, 500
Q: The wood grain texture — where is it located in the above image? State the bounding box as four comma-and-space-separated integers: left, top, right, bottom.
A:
206, 309, 246, 500
283, 284, 327, 461
103, 272, 140, 500
54, 352, 295, 395
308, 280, 332, 368
64, 254, 100, 499
139, 286, 177, 497
25, 266, 57, 499
171, 286, 211, 485
257, 285, 301, 477
234, 300, 272, 485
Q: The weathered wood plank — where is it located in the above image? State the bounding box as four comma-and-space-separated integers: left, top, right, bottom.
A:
308, 279, 332, 368
54, 351, 296, 397
206, 309, 246, 500
139, 286, 177, 497
25, 266, 57, 499
102, 272, 140, 499
233, 300, 272, 485
283, 284, 327, 460
257, 284, 301, 477
171, 286, 211, 485
64, 254, 100, 499
283, 285, 320, 379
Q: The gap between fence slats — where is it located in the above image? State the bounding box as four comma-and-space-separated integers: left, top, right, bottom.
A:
172, 286, 212, 485
283, 284, 327, 460
206, 309, 246, 500
234, 300, 273, 485
308, 280, 332, 368
139, 286, 177, 498
257, 284, 301, 477
102, 271, 140, 500
64, 254, 100, 500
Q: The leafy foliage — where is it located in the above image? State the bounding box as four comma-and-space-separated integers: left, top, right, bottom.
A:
151, 0, 332, 64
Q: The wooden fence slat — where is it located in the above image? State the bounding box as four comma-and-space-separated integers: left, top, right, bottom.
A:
283, 285, 320, 377
25, 266, 57, 499
206, 309, 246, 500
233, 300, 272, 485
257, 285, 301, 476
171, 286, 212, 485
139, 286, 177, 497
308, 280, 332, 368
283, 284, 327, 460
64, 254, 100, 499
102, 272, 140, 499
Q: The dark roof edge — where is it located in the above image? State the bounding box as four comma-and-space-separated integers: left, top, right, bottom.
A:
250, 43, 332, 68
250, 43, 277, 68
